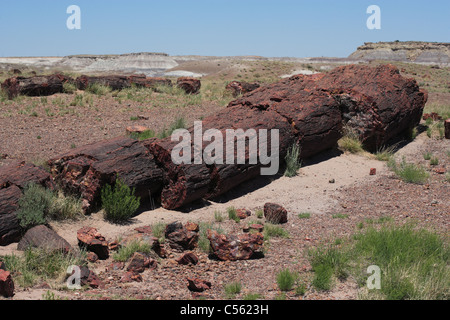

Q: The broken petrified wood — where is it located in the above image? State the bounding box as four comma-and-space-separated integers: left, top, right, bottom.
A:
164, 221, 198, 252
1, 74, 72, 99
48, 136, 163, 214
0, 161, 54, 246
77, 227, 109, 260
207, 229, 264, 261
75, 74, 172, 91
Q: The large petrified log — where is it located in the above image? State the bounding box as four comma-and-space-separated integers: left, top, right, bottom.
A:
1, 74, 72, 99
75, 75, 172, 91
0, 162, 54, 245
47, 137, 163, 214
230, 64, 427, 151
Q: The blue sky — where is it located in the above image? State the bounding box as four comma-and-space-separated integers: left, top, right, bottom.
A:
0, 0, 448, 57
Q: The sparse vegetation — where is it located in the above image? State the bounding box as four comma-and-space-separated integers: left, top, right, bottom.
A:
224, 281, 242, 299
309, 224, 449, 300
85, 83, 111, 95
388, 157, 429, 184
0, 248, 85, 288
276, 268, 298, 291
101, 177, 141, 223
284, 143, 301, 177
338, 126, 364, 154
263, 223, 289, 239
298, 212, 311, 219
113, 239, 151, 262
227, 206, 240, 223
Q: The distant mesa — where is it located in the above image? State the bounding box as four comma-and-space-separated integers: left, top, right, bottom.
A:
349, 41, 450, 64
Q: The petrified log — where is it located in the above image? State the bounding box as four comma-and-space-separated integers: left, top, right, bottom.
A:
75, 75, 172, 91
1, 74, 72, 99
0, 270, 14, 298
226, 81, 260, 97
230, 64, 427, 152
129, 75, 172, 89
77, 227, 109, 260
48, 137, 163, 213
75, 75, 131, 91
176, 77, 201, 94
0, 162, 54, 246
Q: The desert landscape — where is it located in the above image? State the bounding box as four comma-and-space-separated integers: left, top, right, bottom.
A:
0, 41, 449, 302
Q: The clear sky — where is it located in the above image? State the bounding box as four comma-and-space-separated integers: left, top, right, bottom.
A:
0, 0, 448, 58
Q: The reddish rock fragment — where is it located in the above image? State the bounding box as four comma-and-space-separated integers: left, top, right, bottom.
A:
176, 252, 198, 265
236, 209, 251, 220
77, 227, 109, 260
0, 270, 14, 297
165, 221, 198, 252
187, 277, 211, 292
17, 225, 72, 254
370, 168, 377, 176
264, 203, 288, 224
207, 230, 264, 261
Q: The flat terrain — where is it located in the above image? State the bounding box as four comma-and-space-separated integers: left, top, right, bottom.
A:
0, 57, 449, 300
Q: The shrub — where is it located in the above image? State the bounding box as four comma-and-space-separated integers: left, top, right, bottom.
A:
255, 209, 264, 219
101, 177, 140, 223
284, 143, 301, 177
276, 268, 298, 291
17, 183, 54, 229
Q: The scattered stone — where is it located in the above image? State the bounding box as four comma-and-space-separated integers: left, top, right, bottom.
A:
108, 241, 120, 251
370, 168, 377, 176
264, 203, 288, 224
126, 252, 157, 273
186, 277, 211, 292
434, 167, 446, 174
106, 262, 125, 272
0, 270, 14, 298
243, 226, 250, 233
165, 221, 198, 252
77, 227, 109, 260
236, 209, 251, 220
176, 252, 198, 265
185, 221, 199, 232
120, 271, 143, 283
126, 125, 151, 136
134, 225, 152, 234
207, 230, 264, 261
329, 178, 336, 184
249, 224, 264, 232
17, 225, 72, 254
86, 252, 99, 263
423, 112, 442, 121
77, 266, 102, 289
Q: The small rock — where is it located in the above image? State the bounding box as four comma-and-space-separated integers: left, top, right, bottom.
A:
86, 252, 99, 263
126, 252, 157, 273
176, 252, 199, 265
187, 277, 211, 292
329, 178, 336, 184
249, 224, 264, 232
126, 125, 150, 135
120, 271, 143, 283
134, 225, 152, 234
264, 203, 288, 224
370, 168, 377, 176
165, 221, 198, 252
17, 225, 72, 254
